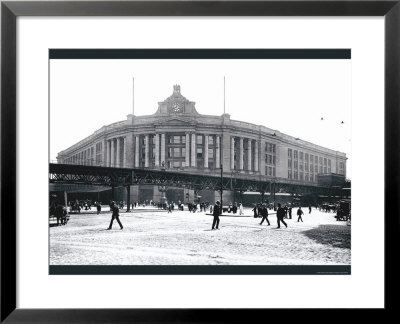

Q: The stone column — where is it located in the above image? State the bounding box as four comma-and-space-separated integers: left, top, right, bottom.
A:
161, 133, 166, 166
247, 139, 252, 171
116, 137, 121, 167
239, 137, 244, 171
204, 135, 209, 168
123, 137, 127, 167
191, 133, 196, 167
154, 133, 160, 167
231, 137, 235, 170
254, 140, 259, 172
185, 133, 190, 167
110, 139, 114, 167
260, 140, 266, 175
145, 135, 149, 167
135, 136, 139, 167
106, 140, 110, 167
102, 139, 107, 167
216, 136, 220, 168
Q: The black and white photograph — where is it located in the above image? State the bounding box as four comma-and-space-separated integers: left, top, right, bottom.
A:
49, 49, 351, 274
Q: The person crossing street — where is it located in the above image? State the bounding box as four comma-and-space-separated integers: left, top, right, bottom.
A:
107, 201, 123, 230
297, 207, 304, 222
212, 200, 221, 230
276, 203, 288, 229
259, 203, 270, 226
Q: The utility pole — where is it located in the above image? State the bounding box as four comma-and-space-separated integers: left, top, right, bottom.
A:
132, 77, 135, 115
223, 76, 226, 114
220, 163, 223, 214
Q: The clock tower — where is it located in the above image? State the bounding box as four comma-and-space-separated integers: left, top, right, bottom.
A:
156, 84, 199, 116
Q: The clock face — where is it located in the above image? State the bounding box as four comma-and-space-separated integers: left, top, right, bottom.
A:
171, 102, 183, 113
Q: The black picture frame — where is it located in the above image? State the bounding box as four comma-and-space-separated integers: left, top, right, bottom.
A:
1, 0, 398, 322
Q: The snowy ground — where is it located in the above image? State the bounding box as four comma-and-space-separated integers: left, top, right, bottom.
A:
50, 207, 351, 265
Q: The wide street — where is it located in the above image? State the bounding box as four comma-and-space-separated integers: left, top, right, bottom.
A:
50, 206, 350, 265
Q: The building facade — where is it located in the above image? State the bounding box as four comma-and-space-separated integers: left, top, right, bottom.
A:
57, 85, 347, 203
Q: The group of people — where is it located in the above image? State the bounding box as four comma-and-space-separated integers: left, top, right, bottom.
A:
55, 195, 310, 231
256, 203, 289, 228
210, 201, 308, 231
253, 203, 311, 221
188, 202, 209, 213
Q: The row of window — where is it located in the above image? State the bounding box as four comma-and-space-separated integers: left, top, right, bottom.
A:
65, 146, 96, 165
265, 166, 276, 177
164, 147, 216, 159
288, 170, 315, 182
339, 162, 345, 175
288, 161, 332, 175
289, 149, 331, 165
265, 154, 276, 165
153, 134, 218, 145
265, 143, 276, 153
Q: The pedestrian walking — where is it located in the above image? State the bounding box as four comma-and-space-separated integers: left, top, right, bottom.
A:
233, 203, 238, 214
258, 204, 263, 218
297, 207, 304, 222
252, 204, 258, 218
239, 203, 244, 215
96, 202, 101, 215
288, 206, 292, 219
276, 203, 288, 229
212, 200, 221, 230
259, 203, 270, 226
107, 201, 123, 230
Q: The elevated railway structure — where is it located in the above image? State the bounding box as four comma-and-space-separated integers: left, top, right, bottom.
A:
49, 163, 345, 210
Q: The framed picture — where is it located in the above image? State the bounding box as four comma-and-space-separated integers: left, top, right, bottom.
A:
1, 0, 398, 321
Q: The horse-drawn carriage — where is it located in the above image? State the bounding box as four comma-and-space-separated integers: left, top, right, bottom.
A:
49, 203, 69, 226
335, 200, 351, 221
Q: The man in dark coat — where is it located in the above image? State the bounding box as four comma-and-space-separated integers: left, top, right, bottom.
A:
276, 203, 288, 229
258, 204, 263, 218
297, 207, 304, 222
212, 200, 221, 230
259, 204, 270, 226
252, 204, 258, 218
233, 203, 238, 214
107, 201, 123, 230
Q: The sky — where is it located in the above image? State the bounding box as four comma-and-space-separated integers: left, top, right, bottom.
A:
50, 58, 351, 177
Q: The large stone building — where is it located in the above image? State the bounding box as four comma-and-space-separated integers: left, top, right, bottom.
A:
57, 85, 347, 204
